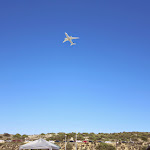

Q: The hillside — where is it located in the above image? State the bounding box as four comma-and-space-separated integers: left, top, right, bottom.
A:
0, 132, 150, 150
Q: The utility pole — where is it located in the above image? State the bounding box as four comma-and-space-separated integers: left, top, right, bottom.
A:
75, 132, 77, 150
65, 134, 67, 150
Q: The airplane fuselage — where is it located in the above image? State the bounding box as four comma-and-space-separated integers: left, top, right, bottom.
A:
65, 33, 71, 42
63, 32, 79, 46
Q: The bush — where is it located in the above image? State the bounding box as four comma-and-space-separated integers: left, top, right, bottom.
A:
22, 134, 28, 139
96, 143, 116, 150
3, 133, 10, 137
13, 133, 21, 139
141, 136, 148, 141
46, 138, 51, 141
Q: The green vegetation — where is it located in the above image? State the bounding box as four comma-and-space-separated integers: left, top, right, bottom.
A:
77, 133, 85, 140
22, 134, 28, 139
41, 132, 150, 142
78, 132, 150, 142
66, 132, 76, 141
0, 132, 150, 150
0, 132, 149, 143
56, 132, 66, 141
13, 133, 21, 139
46, 132, 66, 141
12, 133, 28, 140
96, 143, 116, 150
3, 133, 10, 137
141, 136, 148, 141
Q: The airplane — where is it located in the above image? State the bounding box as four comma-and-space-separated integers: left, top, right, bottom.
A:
63, 32, 79, 46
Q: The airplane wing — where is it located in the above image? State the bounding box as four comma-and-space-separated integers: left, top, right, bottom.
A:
63, 38, 68, 43
70, 37, 79, 40
70, 40, 76, 46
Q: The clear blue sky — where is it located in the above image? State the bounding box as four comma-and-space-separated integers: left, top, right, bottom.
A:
0, 0, 150, 135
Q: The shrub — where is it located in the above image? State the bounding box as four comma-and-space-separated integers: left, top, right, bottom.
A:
141, 136, 148, 141
13, 133, 21, 139
22, 134, 28, 139
96, 143, 116, 150
46, 138, 51, 141
3, 133, 10, 137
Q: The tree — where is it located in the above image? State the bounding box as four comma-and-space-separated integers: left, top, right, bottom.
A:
22, 134, 28, 139
3, 133, 10, 137
141, 136, 148, 141
13, 133, 21, 139
56, 132, 65, 141
67, 132, 76, 141
96, 143, 116, 150
77, 133, 84, 140
89, 133, 96, 141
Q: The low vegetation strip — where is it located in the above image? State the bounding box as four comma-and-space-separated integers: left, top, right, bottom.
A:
0, 132, 150, 150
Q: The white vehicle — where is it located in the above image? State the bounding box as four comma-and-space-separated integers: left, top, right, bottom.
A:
105, 141, 112, 143
76, 140, 82, 143
63, 32, 79, 46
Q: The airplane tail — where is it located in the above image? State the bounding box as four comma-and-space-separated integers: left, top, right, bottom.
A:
71, 43, 76, 46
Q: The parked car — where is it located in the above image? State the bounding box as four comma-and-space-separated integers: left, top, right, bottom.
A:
83, 141, 87, 143
12, 140, 23, 142
76, 140, 82, 143
55, 140, 60, 142
89, 141, 93, 142
69, 140, 74, 142
5, 140, 11, 143
122, 141, 127, 143
129, 141, 134, 143
105, 141, 112, 143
